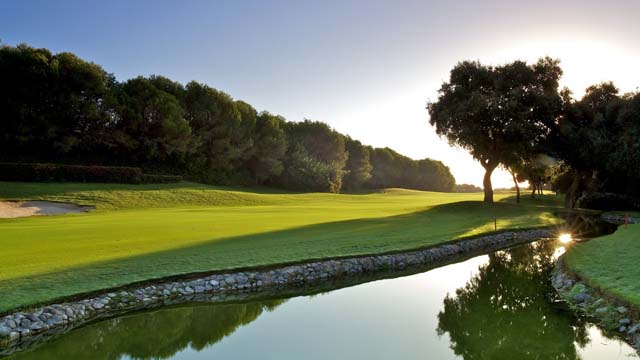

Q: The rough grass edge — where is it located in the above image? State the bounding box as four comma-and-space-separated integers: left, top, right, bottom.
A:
552, 256, 640, 351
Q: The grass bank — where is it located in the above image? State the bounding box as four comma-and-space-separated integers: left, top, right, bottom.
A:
565, 223, 640, 307
0, 181, 563, 312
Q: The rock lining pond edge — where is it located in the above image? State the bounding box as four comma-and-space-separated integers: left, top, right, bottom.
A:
551, 214, 640, 352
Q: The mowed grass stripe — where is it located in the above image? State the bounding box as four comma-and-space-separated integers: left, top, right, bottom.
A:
0, 182, 562, 312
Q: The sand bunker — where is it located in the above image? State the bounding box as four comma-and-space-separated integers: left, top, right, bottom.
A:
0, 201, 93, 218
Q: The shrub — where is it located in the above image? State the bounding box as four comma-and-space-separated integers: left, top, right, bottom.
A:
277, 150, 343, 193
0, 163, 185, 184
0, 163, 144, 183
140, 174, 182, 184
455, 183, 483, 193
577, 192, 640, 211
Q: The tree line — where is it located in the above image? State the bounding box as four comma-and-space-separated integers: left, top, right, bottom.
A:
428, 57, 640, 208
0, 43, 455, 193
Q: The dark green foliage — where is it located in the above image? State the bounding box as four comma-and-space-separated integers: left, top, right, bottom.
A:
0, 163, 183, 184
415, 159, 456, 192
548, 162, 574, 193
576, 192, 640, 211
550, 83, 640, 207
277, 143, 343, 192
341, 137, 372, 190
278, 121, 347, 193
0, 43, 456, 192
367, 148, 455, 192
0, 163, 143, 183
9, 299, 285, 360
454, 184, 483, 193
0, 44, 116, 163
245, 112, 287, 185
428, 58, 563, 202
140, 174, 183, 184
114, 77, 194, 164
438, 242, 589, 359
182, 81, 249, 183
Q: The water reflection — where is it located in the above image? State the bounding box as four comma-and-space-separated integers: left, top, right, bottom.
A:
5, 240, 637, 360
9, 300, 285, 360
437, 241, 589, 359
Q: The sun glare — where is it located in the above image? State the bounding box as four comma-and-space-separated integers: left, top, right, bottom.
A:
490, 36, 638, 99
559, 233, 572, 244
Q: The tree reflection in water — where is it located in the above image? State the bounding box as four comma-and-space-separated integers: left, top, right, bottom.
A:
437, 241, 589, 360
9, 299, 285, 360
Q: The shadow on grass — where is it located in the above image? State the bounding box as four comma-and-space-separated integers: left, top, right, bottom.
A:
0, 200, 563, 313
497, 193, 564, 207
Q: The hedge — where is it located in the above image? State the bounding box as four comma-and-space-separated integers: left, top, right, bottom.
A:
577, 192, 640, 211
140, 173, 183, 184
0, 163, 181, 184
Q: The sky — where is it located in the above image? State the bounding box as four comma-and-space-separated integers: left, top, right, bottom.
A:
1, 0, 639, 188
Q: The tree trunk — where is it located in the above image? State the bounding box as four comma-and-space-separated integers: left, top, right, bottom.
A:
565, 174, 580, 208
510, 170, 520, 203
482, 163, 497, 203
531, 183, 536, 199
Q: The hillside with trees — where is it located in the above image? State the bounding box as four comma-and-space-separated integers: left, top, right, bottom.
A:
0, 43, 455, 193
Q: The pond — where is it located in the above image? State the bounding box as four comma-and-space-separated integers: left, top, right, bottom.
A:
5, 239, 638, 359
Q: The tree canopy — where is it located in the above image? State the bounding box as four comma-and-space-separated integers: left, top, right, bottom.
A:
429, 55, 640, 209
549, 83, 640, 208
427, 58, 563, 202
0, 43, 456, 194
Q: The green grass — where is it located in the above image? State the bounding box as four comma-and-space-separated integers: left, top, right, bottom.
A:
565, 223, 640, 307
0, 181, 563, 313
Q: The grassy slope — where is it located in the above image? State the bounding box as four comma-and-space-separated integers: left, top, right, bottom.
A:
0, 182, 563, 312
565, 223, 640, 307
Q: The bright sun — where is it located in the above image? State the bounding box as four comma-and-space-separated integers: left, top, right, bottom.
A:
559, 233, 573, 244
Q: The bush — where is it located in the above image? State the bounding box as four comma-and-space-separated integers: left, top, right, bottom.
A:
0, 163, 181, 184
0, 163, 143, 183
277, 150, 343, 193
455, 183, 483, 193
577, 192, 640, 211
140, 173, 182, 184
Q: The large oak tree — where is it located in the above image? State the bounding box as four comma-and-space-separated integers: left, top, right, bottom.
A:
427, 58, 563, 202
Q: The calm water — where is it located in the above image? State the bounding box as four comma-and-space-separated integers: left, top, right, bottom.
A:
6, 240, 638, 360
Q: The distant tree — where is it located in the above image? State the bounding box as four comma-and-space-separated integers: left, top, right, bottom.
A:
0, 42, 461, 194
115, 77, 193, 166
182, 81, 249, 183
148, 75, 185, 102
416, 159, 456, 192
428, 58, 563, 203
455, 183, 483, 193
502, 154, 553, 203
245, 112, 287, 184
367, 147, 397, 189
231, 100, 260, 181
278, 120, 348, 192
342, 137, 372, 190
367, 147, 455, 192
277, 144, 341, 192
522, 157, 551, 198
0, 44, 115, 162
